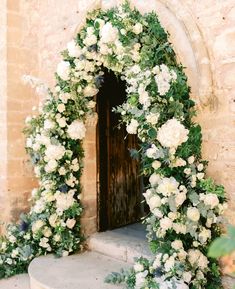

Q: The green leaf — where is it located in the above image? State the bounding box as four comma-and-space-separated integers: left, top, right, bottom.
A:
208, 237, 235, 258
148, 128, 157, 139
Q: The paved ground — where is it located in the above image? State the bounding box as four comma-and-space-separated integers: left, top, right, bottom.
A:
0, 274, 30, 289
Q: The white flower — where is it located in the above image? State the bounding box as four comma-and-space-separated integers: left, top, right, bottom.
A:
6, 258, 13, 265
54, 234, 61, 242
160, 217, 173, 231
146, 144, 161, 159
49, 214, 58, 228
32, 220, 45, 233
134, 263, 144, 272
175, 192, 186, 207
66, 218, 76, 229
197, 172, 204, 180
83, 85, 98, 97
57, 103, 65, 113
62, 250, 69, 257
184, 168, 191, 175
58, 167, 66, 176
173, 223, 187, 234
26, 138, 33, 148
8, 235, 16, 243
157, 177, 179, 196
67, 40, 81, 57
11, 248, 19, 258
84, 34, 97, 47
57, 61, 70, 81
197, 163, 204, 171
55, 191, 75, 212
198, 227, 211, 244
45, 159, 58, 173
149, 173, 161, 187
152, 160, 161, 170
45, 144, 65, 161
187, 207, 200, 222
57, 117, 67, 128
126, 119, 138, 134
99, 22, 119, 44
171, 240, 183, 250
183, 272, 192, 283
188, 156, 195, 164
135, 270, 148, 289
146, 112, 160, 125
147, 195, 161, 210
188, 249, 209, 269
44, 119, 54, 130
43, 227, 52, 238
39, 237, 50, 248
164, 256, 175, 272
157, 118, 189, 148
203, 193, 219, 209
133, 23, 143, 34
67, 120, 86, 140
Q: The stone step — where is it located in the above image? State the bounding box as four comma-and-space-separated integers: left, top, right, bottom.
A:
28, 251, 130, 289
88, 223, 153, 263
0, 273, 30, 289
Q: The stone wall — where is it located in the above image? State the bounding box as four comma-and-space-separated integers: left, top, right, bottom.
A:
0, 0, 234, 239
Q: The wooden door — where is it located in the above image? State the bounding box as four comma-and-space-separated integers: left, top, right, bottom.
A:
97, 70, 143, 231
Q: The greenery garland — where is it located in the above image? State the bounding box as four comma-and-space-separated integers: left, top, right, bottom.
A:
0, 2, 227, 289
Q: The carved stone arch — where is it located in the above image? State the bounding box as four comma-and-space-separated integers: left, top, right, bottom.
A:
76, 0, 214, 109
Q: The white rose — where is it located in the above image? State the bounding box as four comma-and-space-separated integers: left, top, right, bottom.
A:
44, 119, 54, 130
100, 22, 119, 43
49, 214, 58, 228
43, 227, 52, 238
171, 240, 183, 250
203, 193, 219, 209
152, 160, 161, 170
184, 168, 191, 175
133, 23, 143, 34
183, 272, 192, 283
146, 112, 159, 125
157, 118, 189, 149
197, 163, 204, 171
67, 40, 81, 57
57, 103, 65, 113
148, 195, 161, 210
160, 217, 173, 231
58, 167, 66, 176
149, 173, 161, 187
45, 159, 57, 173
66, 218, 76, 229
188, 156, 195, 164
126, 119, 138, 134
57, 61, 70, 81
83, 85, 98, 97
175, 192, 186, 207
134, 263, 144, 272
57, 117, 67, 128
187, 207, 200, 222
54, 234, 61, 242
197, 172, 205, 180
67, 120, 86, 140
32, 220, 45, 233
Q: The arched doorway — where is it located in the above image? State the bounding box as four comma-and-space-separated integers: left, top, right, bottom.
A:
97, 70, 144, 231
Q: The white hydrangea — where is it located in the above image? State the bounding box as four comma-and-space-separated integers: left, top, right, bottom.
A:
55, 191, 75, 212
67, 120, 86, 140
45, 144, 65, 161
57, 61, 70, 81
99, 22, 119, 44
157, 118, 189, 149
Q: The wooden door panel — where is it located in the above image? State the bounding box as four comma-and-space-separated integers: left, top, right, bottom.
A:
97, 70, 142, 231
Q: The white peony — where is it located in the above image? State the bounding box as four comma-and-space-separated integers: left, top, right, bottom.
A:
157, 177, 179, 196
57, 61, 70, 81
187, 207, 200, 222
67, 120, 86, 140
157, 118, 189, 148
132, 23, 143, 34
99, 22, 119, 44
67, 40, 81, 58
126, 119, 138, 134
45, 144, 65, 161
203, 193, 219, 209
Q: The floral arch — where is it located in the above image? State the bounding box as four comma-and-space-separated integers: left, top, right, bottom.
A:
0, 3, 227, 289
